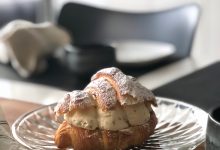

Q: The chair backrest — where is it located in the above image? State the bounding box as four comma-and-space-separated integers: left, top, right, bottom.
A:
58, 3, 200, 60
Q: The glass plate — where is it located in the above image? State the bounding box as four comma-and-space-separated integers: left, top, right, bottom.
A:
12, 97, 207, 150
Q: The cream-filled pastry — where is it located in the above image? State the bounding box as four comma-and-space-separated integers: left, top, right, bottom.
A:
54, 67, 158, 150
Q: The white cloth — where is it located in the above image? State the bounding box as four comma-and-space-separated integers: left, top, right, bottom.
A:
0, 20, 71, 77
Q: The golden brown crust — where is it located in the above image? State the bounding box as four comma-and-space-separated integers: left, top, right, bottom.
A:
54, 121, 72, 148
54, 111, 157, 150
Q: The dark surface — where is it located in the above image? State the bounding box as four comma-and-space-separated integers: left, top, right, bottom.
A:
58, 3, 200, 60
0, 56, 176, 91
153, 61, 220, 112
211, 107, 220, 122
206, 106, 220, 149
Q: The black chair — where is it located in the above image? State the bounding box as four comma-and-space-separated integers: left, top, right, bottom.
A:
58, 3, 201, 64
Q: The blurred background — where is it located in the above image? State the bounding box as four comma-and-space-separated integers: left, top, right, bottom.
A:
53, 0, 220, 66
0, 0, 219, 103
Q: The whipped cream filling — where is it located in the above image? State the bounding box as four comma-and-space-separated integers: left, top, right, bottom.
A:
124, 103, 150, 126
64, 102, 150, 131
97, 105, 129, 130
64, 107, 98, 130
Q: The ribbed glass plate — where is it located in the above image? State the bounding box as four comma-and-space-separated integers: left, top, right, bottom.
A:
12, 97, 207, 150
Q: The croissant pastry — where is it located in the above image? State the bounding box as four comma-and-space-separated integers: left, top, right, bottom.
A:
54, 67, 158, 150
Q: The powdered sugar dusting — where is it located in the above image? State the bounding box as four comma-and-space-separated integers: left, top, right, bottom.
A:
54, 93, 70, 115
55, 90, 95, 115
55, 67, 156, 115
69, 90, 96, 109
85, 77, 117, 109
92, 67, 156, 105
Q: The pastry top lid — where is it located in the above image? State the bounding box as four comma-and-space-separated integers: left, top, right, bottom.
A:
91, 67, 156, 105
54, 90, 95, 115
85, 77, 118, 110
55, 67, 156, 115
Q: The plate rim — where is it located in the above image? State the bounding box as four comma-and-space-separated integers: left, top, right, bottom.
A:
11, 96, 208, 149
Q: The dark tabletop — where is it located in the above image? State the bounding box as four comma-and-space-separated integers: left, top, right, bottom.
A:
154, 61, 220, 112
